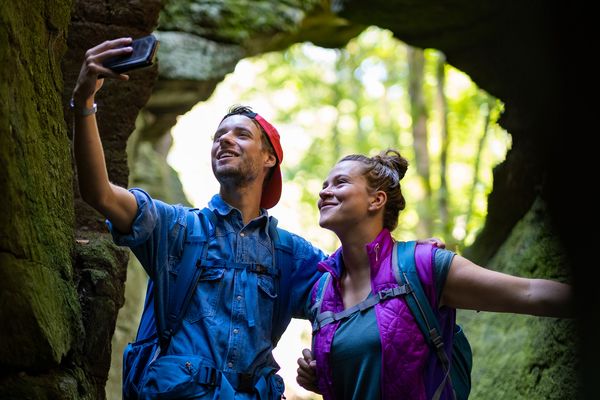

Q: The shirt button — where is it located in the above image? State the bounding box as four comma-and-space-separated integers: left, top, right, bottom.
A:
233, 328, 239, 334
227, 362, 233, 368
240, 232, 245, 237
236, 295, 242, 301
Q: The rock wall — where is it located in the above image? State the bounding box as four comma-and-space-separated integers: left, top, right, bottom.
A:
1, 0, 162, 398
461, 198, 577, 399
0, 1, 88, 398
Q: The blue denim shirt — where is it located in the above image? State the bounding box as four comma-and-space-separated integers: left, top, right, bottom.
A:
110, 189, 325, 398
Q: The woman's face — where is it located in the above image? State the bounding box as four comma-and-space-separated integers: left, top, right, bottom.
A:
318, 160, 375, 232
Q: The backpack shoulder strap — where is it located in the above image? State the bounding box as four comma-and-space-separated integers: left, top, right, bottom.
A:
309, 272, 332, 330
311, 272, 331, 314
159, 207, 214, 349
394, 241, 452, 400
270, 225, 294, 346
311, 273, 411, 332
199, 206, 217, 227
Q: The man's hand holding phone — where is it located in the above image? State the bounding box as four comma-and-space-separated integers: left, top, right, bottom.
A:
72, 37, 133, 108
71, 36, 159, 111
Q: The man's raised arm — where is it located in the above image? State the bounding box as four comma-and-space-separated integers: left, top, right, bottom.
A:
71, 38, 138, 233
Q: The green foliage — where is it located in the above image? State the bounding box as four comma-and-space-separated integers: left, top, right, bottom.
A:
235, 26, 509, 250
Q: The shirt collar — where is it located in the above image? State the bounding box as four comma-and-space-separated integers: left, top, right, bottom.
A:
208, 194, 270, 226
209, 194, 235, 216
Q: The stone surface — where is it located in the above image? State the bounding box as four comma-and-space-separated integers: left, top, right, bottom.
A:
461, 198, 578, 399
0, 0, 82, 392
1, 0, 161, 397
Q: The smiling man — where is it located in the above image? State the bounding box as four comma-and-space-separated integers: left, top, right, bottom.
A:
70, 38, 326, 399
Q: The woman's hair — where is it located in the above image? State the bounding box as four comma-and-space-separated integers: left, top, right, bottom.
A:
340, 149, 408, 231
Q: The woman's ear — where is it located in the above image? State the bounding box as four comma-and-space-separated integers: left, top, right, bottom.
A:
368, 190, 387, 212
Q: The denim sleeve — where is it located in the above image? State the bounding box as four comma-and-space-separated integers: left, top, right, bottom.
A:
106, 188, 186, 280
288, 234, 327, 320
108, 189, 156, 247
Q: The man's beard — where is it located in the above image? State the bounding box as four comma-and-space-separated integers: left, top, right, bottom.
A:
213, 160, 259, 189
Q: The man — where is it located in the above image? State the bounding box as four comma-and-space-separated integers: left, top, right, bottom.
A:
72, 37, 324, 399
71, 38, 440, 399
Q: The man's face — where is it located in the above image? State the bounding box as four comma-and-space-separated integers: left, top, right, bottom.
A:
211, 114, 273, 188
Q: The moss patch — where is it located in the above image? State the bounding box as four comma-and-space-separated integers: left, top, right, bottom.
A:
0, 0, 79, 372
462, 198, 579, 399
0, 253, 82, 370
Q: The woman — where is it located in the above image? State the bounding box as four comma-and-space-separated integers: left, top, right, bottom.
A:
296, 149, 573, 400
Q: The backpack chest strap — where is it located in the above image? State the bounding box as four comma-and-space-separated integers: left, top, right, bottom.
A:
198, 260, 278, 277
190, 364, 277, 397
312, 284, 412, 333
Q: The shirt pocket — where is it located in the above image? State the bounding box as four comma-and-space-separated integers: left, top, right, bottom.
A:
257, 274, 278, 299
256, 274, 278, 319
184, 268, 225, 324
140, 354, 213, 398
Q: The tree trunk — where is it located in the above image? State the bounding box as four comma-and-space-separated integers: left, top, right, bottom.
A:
463, 99, 494, 247
407, 46, 432, 235
436, 52, 451, 241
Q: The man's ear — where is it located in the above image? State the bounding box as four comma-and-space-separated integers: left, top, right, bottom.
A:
264, 152, 277, 169
368, 190, 387, 212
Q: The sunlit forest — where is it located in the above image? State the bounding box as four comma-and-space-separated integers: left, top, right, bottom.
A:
167, 26, 510, 399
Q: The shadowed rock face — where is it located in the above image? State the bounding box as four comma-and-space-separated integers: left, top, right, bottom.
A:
0, 0, 590, 398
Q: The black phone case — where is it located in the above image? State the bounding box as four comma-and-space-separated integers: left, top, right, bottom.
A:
103, 35, 159, 73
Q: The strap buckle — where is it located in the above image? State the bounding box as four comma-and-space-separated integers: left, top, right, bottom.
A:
254, 264, 269, 274
377, 284, 412, 301
378, 287, 396, 300
196, 366, 221, 386
208, 367, 220, 386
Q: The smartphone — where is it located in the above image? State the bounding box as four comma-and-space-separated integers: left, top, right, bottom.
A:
103, 35, 159, 73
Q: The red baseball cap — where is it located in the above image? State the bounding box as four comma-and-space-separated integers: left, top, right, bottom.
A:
252, 113, 283, 209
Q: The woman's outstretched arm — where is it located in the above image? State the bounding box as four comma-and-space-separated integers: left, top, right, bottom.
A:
441, 255, 573, 318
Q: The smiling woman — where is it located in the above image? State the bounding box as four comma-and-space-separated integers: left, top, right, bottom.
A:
297, 149, 573, 400
318, 151, 408, 241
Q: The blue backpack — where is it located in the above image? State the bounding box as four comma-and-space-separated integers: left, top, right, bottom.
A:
122, 207, 295, 399
311, 241, 472, 400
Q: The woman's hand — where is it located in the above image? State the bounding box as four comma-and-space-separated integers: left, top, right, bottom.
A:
296, 348, 320, 393
72, 37, 133, 106
417, 237, 446, 248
